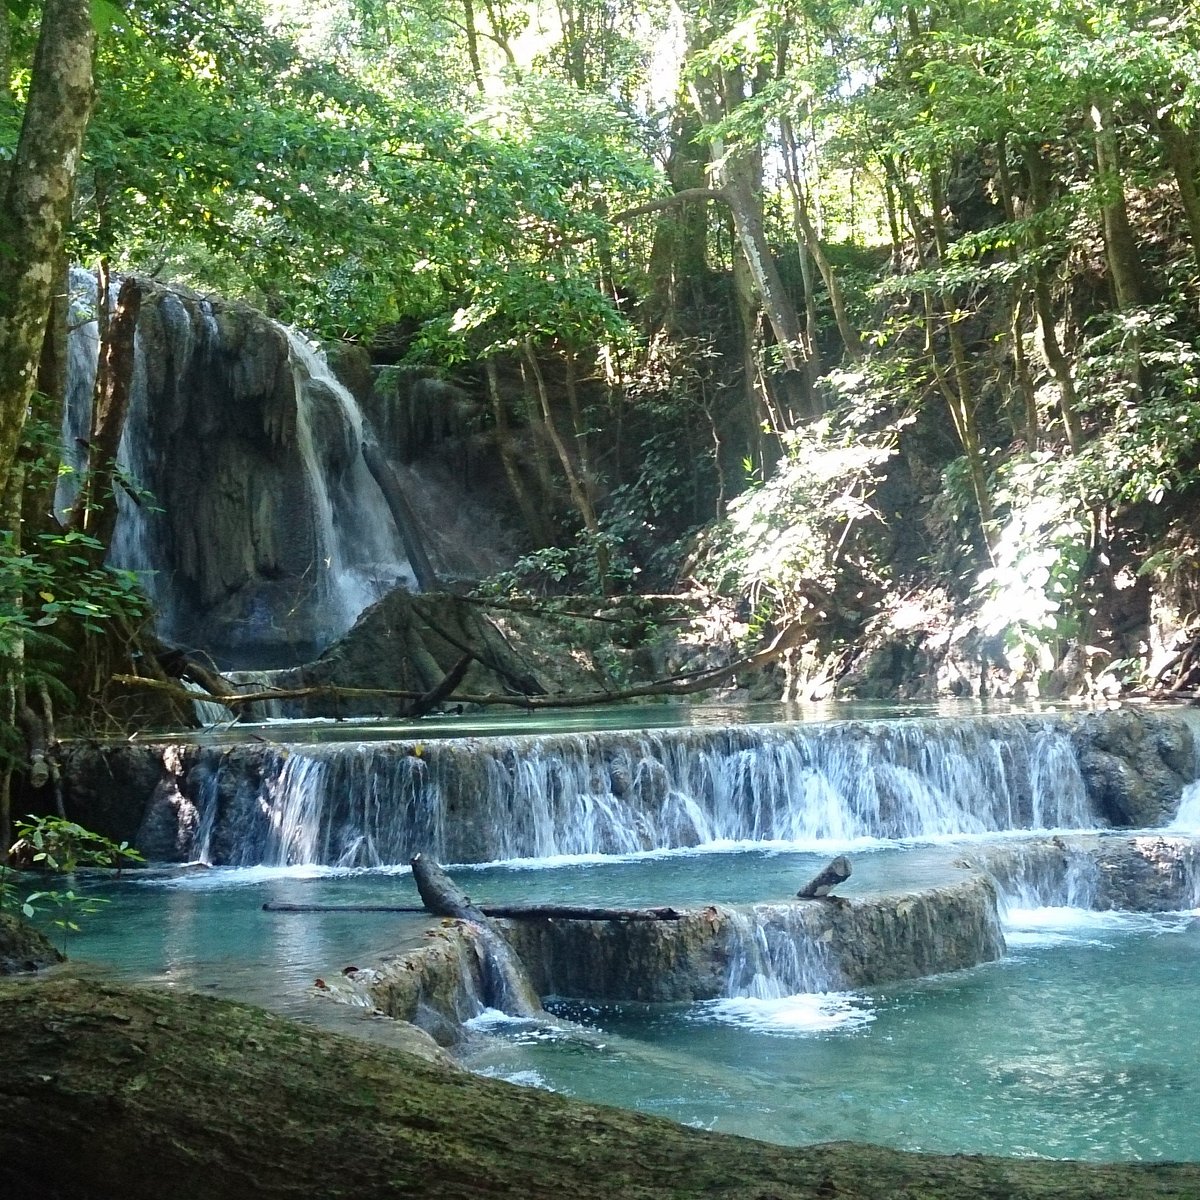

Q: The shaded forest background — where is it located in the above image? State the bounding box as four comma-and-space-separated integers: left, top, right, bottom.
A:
3, 0, 1200, 753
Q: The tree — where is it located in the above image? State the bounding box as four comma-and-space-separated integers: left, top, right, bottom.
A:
0, 0, 96, 499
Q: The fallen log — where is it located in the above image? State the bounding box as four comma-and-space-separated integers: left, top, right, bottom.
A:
110, 616, 807, 713
410, 854, 542, 1016
262, 900, 686, 920
797, 855, 852, 899
4, 976, 1200, 1200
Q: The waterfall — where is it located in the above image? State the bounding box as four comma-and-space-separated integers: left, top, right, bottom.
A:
182, 715, 1100, 867
60, 270, 415, 665
723, 907, 835, 997
982, 841, 1103, 912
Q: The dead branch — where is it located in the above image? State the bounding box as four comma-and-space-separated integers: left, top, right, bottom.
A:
108, 620, 804, 715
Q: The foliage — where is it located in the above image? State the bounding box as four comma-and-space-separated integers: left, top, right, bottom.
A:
6, 0, 1200, 700
2, 814, 141, 951
691, 371, 902, 630
976, 453, 1091, 679
13, 813, 143, 874
0, 421, 147, 724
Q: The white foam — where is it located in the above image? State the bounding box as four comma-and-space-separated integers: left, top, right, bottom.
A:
134, 862, 408, 890
699, 992, 876, 1035
1003, 906, 1195, 944
473, 1067, 556, 1090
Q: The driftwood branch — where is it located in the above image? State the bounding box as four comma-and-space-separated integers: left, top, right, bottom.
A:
111, 620, 805, 714
407, 653, 473, 719
562, 188, 728, 245
262, 901, 685, 921
797, 856, 852, 899
410, 854, 542, 1016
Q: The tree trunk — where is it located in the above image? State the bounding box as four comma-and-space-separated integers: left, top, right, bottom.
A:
796, 856, 852, 898
685, 52, 806, 378
1024, 144, 1084, 451
483, 358, 552, 546
0, 0, 96, 498
780, 116, 862, 361
263, 901, 687, 920
993, 136, 1039, 448
1156, 111, 1200, 274
411, 854, 543, 1016
68, 271, 142, 549
926, 167, 997, 557
522, 342, 609, 588
646, 103, 712, 327
460, 0, 485, 92
4, 977, 1200, 1200
1090, 101, 1147, 311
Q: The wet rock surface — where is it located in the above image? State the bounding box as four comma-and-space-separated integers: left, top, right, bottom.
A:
365, 874, 1004, 1022
1063, 709, 1196, 826
0, 913, 64, 974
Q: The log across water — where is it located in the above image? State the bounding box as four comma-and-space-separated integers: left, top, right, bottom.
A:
263, 901, 685, 920
3, 976, 1199, 1200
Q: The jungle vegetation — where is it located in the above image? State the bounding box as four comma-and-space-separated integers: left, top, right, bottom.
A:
2, 0, 1200, 800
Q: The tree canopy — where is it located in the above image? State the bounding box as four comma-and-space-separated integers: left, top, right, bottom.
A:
2, 0, 1200, 740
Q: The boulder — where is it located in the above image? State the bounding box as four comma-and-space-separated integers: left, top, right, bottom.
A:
0, 912, 63, 974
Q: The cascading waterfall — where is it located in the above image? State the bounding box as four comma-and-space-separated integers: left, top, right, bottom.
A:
60, 270, 414, 664
282, 331, 416, 633
985, 842, 1103, 913
183, 715, 1098, 867
723, 907, 835, 997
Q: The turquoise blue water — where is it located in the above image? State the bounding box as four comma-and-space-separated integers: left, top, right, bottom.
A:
51, 847, 1200, 1162
466, 907, 1200, 1160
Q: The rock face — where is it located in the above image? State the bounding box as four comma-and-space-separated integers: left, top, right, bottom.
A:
0, 913, 64, 974
361, 923, 495, 1045
363, 875, 1004, 1034
262, 590, 694, 720
503, 876, 1005, 1003
960, 833, 1200, 912
9, 976, 1200, 1200
1064, 709, 1197, 826
63, 274, 415, 666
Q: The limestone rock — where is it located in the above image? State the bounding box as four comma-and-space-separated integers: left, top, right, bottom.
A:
0, 912, 64, 974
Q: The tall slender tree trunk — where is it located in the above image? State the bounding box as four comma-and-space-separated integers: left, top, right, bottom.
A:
927, 166, 996, 558
1090, 101, 1147, 311
0, 4, 11, 99
460, 0, 485, 92
484, 358, 552, 547
0, 0, 96, 499
522, 343, 609, 588
1024, 143, 1084, 452
780, 117, 862, 361
994, 136, 1039, 448
685, 55, 806, 380
69, 270, 143, 551
1156, 111, 1200, 274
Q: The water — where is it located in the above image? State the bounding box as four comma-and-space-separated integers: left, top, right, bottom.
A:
464, 905, 1200, 1161
57, 839, 1200, 1160
59, 272, 413, 662
181, 714, 1096, 866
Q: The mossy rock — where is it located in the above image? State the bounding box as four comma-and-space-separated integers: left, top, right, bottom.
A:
0, 911, 64, 974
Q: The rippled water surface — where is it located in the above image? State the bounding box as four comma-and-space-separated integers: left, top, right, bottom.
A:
467, 906, 1200, 1160
61, 844, 1200, 1161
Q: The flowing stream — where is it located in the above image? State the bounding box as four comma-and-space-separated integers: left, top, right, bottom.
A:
51, 709, 1200, 1161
